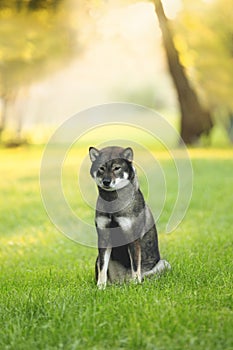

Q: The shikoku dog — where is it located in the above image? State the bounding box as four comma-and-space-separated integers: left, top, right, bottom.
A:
89, 146, 170, 288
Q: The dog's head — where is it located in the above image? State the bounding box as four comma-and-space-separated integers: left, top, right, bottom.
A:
89, 146, 134, 191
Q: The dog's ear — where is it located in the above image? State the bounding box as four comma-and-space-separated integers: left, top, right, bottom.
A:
89, 147, 100, 162
122, 147, 133, 162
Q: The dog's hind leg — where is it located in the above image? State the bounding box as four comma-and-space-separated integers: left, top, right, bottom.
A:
108, 260, 131, 284
96, 247, 112, 289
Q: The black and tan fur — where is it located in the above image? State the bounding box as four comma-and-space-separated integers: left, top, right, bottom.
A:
89, 146, 170, 288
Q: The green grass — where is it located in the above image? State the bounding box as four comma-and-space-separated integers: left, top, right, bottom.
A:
0, 146, 233, 350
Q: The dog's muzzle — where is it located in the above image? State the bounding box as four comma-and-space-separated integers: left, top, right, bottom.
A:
102, 178, 112, 188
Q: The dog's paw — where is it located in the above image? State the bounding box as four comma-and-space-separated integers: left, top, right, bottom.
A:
131, 273, 142, 284
97, 281, 106, 290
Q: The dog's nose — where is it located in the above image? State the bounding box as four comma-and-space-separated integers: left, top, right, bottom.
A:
103, 178, 111, 187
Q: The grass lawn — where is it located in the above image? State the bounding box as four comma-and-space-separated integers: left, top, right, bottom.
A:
0, 145, 232, 350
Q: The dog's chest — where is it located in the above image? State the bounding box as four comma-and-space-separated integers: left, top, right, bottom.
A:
96, 214, 133, 231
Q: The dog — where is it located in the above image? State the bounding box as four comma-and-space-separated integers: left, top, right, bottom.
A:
89, 146, 170, 288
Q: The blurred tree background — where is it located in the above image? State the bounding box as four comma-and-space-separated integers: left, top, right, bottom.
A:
153, 0, 213, 144
0, 0, 232, 146
173, 0, 233, 142
0, 0, 77, 144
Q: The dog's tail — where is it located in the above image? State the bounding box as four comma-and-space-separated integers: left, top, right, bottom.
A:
142, 259, 171, 278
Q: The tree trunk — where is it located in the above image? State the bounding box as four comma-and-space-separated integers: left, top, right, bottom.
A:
153, 0, 213, 144
0, 97, 8, 141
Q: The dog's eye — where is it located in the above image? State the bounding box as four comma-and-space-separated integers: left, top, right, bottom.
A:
113, 166, 121, 172
98, 166, 105, 173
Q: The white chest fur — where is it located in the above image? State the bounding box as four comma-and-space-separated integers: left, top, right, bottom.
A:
115, 216, 133, 231
96, 215, 133, 231
95, 216, 111, 229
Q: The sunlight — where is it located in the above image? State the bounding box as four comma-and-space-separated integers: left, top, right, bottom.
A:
4, 0, 177, 135
162, 0, 182, 19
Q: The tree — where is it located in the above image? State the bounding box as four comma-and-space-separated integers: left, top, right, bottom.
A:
152, 0, 213, 144
174, 0, 233, 141
0, 0, 76, 142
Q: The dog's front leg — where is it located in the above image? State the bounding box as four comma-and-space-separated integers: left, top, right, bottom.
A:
128, 240, 142, 283
97, 247, 112, 289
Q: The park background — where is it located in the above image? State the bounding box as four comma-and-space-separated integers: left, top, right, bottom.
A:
0, 1, 232, 350
1, 0, 233, 145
